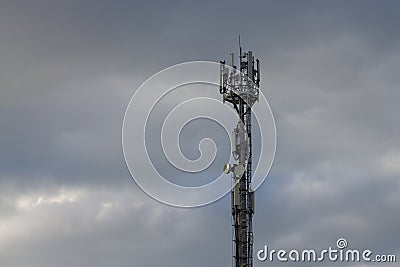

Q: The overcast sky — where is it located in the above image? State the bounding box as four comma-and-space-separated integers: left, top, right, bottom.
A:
0, 1, 399, 267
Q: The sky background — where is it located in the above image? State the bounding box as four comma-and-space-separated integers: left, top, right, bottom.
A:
0, 1, 399, 266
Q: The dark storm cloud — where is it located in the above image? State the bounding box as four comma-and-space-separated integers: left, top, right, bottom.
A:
0, 1, 399, 267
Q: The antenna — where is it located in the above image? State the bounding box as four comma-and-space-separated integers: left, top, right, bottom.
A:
239, 35, 242, 63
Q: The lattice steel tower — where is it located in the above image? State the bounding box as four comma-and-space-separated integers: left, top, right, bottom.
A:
220, 43, 260, 267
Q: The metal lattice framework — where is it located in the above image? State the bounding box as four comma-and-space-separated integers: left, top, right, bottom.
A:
220, 45, 260, 267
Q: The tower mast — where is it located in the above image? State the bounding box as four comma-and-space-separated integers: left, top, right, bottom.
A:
220, 44, 260, 267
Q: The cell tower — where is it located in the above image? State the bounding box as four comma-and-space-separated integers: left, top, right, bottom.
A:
219, 42, 260, 267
